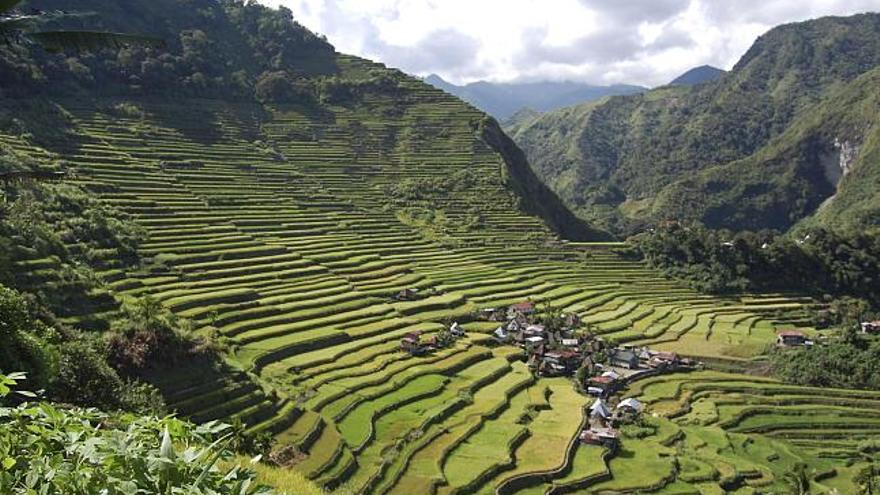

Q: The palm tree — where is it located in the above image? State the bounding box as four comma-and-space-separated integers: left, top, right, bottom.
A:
0, 0, 164, 53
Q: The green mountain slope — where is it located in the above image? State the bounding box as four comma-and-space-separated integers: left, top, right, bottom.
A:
2, 2, 876, 494
508, 13, 880, 235
2, 0, 597, 241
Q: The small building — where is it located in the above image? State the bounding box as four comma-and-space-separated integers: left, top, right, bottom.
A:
561, 338, 579, 349
492, 326, 510, 344
537, 360, 567, 377
601, 370, 621, 381
616, 398, 644, 414
400, 332, 427, 355
449, 322, 466, 337
525, 336, 545, 352
580, 428, 620, 449
589, 398, 611, 420
395, 288, 420, 301
861, 321, 880, 334
524, 324, 546, 336
508, 301, 536, 318
479, 308, 506, 322
587, 376, 618, 396
777, 330, 807, 347
609, 349, 639, 369
506, 319, 525, 333
648, 351, 680, 369
544, 350, 580, 374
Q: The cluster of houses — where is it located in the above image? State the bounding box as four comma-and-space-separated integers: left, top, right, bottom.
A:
487, 301, 586, 377
399, 322, 465, 355
482, 300, 698, 393
585, 347, 695, 398
580, 397, 645, 450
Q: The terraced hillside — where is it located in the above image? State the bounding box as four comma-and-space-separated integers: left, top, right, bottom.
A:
2, 54, 871, 495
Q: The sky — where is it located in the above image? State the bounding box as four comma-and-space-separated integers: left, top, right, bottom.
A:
259, 0, 880, 87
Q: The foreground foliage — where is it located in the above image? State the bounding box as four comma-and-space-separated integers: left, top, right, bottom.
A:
0, 373, 275, 495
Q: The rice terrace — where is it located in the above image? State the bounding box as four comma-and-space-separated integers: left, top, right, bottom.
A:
1, 1, 879, 494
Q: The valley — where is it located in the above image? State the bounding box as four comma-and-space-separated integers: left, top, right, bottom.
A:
1, 1, 879, 494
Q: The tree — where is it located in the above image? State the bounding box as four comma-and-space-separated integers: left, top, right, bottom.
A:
0, 285, 58, 390
783, 463, 811, 495
0, 0, 164, 53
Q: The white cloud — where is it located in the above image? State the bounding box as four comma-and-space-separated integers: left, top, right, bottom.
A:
260, 0, 880, 86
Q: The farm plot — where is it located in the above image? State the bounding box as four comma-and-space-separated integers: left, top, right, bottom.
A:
2, 56, 838, 495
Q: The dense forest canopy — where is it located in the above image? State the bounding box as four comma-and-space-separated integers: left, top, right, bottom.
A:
1, 0, 336, 99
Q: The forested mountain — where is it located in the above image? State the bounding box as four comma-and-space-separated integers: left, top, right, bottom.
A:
424, 74, 645, 120
668, 65, 725, 86
508, 13, 880, 235
4, 1, 880, 494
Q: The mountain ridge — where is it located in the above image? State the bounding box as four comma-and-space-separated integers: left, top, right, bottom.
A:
508, 12, 880, 235
424, 73, 645, 120
668, 64, 725, 85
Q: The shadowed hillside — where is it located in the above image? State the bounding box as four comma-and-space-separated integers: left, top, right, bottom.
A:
509, 13, 880, 235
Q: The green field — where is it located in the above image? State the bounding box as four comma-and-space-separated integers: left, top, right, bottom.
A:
1, 52, 872, 494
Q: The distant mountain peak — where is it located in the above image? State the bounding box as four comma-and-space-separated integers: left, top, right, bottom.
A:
669, 65, 725, 86
423, 77, 646, 120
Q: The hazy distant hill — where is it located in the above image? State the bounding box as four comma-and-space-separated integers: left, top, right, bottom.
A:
509, 13, 880, 235
424, 74, 645, 120
669, 65, 725, 86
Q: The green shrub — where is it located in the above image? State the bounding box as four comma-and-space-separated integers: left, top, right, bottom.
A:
0, 285, 59, 390
0, 372, 276, 495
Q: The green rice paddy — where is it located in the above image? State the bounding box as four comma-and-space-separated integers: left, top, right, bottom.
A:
3, 54, 874, 493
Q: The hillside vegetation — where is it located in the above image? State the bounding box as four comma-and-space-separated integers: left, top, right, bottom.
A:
509, 13, 880, 235
1, 1, 878, 494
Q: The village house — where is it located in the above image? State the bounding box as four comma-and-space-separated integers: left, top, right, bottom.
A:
449, 322, 466, 338
861, 321, 880, 334
590, 398, 612, 422
394, 288, 420, 301
492, 326, 511, 344
648, 351, 680, 369
524, 324, 546, 336
508, 300, 536, 319
479, 307, 506, 322
580, 428, 620, 449
776, 330, 807, 347
561, 338, 580, 349
537, 359, 567, 377
542, 350, 580, 374
586, 375, 617, 397
616, 398, 643, 414
525, 336, 545, 352
609, 348, 639, 369
400, 331, 427, 355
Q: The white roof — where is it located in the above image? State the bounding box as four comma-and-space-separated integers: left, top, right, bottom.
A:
590, 399, 611, 418
493, 327, 507, 337
525, 336, 545, 343
617, 398, 644, 411
561, 339, 579, 346
601, 370, 621, 380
